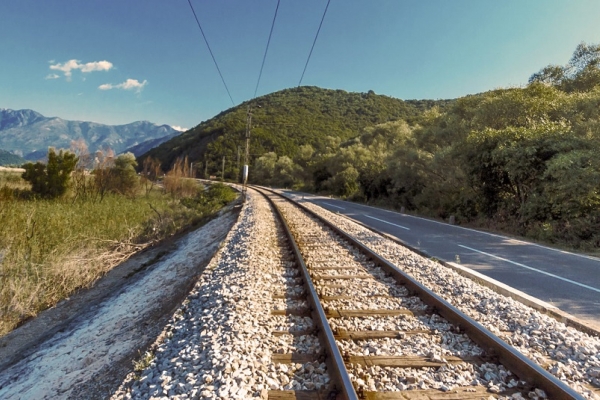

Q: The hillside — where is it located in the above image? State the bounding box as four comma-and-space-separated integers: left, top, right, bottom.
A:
240, 43, 599, 249
0, 108, 180, 160
123, 132, 179, 157
141, 86, 452, 173
146, 43, 600, 249
0, 149, 25, 166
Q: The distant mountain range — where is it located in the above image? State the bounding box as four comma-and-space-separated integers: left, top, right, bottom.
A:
0, 108, 184, 162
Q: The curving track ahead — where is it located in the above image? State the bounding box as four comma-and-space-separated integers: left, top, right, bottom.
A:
255, 187, 586, 399
281, 191, 600, 329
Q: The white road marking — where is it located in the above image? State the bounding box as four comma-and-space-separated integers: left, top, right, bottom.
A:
295, 191, 599, 262
304, 194, 600, 263
363, 215, 410, 230
322, 202, 345, 210
458, 245, 600, 293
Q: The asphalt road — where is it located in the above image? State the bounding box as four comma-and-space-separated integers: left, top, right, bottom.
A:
281, 190, 600, 326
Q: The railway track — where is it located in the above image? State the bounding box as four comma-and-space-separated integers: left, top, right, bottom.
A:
255, 186, 585, 400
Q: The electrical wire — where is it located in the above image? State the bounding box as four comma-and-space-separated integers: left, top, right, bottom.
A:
186, 0, 235, 106
254, 0, 281, 99
298, 0, 332, 87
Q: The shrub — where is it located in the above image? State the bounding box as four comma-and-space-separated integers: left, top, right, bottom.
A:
21, 148, 78, 198
110, 152, 139, 197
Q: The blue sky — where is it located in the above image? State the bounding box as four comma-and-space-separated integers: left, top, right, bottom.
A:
1, 0, 600, 130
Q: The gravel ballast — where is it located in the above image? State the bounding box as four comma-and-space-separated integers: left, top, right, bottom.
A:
299, 199, 600, 398
113, 190, 331, 399
22, 186, 594, 399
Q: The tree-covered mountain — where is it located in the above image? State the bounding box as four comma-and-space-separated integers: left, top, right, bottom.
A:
0, 149, 25, 166
143, 42, 600, 249
0, 108, 181, 160
140, 86, 453, 173
244, 43, 600, 250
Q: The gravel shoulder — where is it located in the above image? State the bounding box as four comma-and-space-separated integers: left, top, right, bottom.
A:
0, 202, 241, 400
111, 188, 330, 399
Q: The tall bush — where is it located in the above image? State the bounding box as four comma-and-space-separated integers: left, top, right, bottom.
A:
22, 148, 78, 198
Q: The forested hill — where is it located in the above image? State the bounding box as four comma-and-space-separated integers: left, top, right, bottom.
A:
0, 149, 25, 166
140, 86, 452, 171
142, 42, 600, 249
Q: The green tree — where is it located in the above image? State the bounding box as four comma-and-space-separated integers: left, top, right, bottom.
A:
323, 164, 360, 197
273, 156, 301, 188
530, 42, 600, 92
22, 148, 78, 198
529, 65, 566, 87
110, 152, 139, 196
252, 152, 278, 184
293, 144, 315, 188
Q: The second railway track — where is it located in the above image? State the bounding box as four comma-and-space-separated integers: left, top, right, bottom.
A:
255, 187, 589, 400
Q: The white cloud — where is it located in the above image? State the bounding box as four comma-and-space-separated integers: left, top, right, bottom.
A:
171, 126, 187, 132
45, 73, 60, 80
118, 78, 148, 91
98, 78, 148, 93
50, 59, 80, 80
80, 60, 113, 73
49, 59, 113, 80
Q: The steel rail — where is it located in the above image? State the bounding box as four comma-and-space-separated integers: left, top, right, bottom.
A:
259, 187, 584, 400
255, 187, 359, 400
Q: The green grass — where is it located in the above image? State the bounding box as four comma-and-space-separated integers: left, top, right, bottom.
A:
0, 173, 238, 336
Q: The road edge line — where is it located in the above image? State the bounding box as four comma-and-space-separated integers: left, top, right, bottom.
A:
331, 211, 600, 338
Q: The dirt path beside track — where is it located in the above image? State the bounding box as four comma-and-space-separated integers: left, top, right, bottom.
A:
0, 203, 241, 400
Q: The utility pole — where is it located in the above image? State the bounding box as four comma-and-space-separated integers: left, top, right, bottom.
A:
237, 146, 241, 171
221, 156, 225, 181
204, 158, 208, 179
190, 162, 193, 178
242, 105, 252, 199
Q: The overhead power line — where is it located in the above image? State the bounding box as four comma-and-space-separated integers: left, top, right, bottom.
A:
298, 0, 332, 87
254, 0, 281, 99
186, 0, 235, 106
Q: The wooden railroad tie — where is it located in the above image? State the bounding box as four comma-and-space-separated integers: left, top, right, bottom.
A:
320, 295, 395, 301
312, 274, 374, 280
271, 309, 311, 317
272, 353, 482, 369
271, 303, 425, 318
345, 355, 483, 368
359, 386, 512, 399
334, 329, 433, 340
271, 353, 320, 364
272, 293, 306, 300
266, 390, 329, 399
267, 386, 507, 400
271, 328, 433, 339
325, 309, 420, 318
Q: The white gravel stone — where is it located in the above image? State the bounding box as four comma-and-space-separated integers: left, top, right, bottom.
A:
113, 190, 331, 399
111, 189, 599, 400
299, 199, 600, 399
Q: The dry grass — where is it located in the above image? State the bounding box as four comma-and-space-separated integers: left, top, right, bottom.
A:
0, 171, 237, 336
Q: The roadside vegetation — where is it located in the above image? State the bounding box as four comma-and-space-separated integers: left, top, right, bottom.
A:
249, 43, 600, 251
137, 42, 600, 251
0, 149, 237, 336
